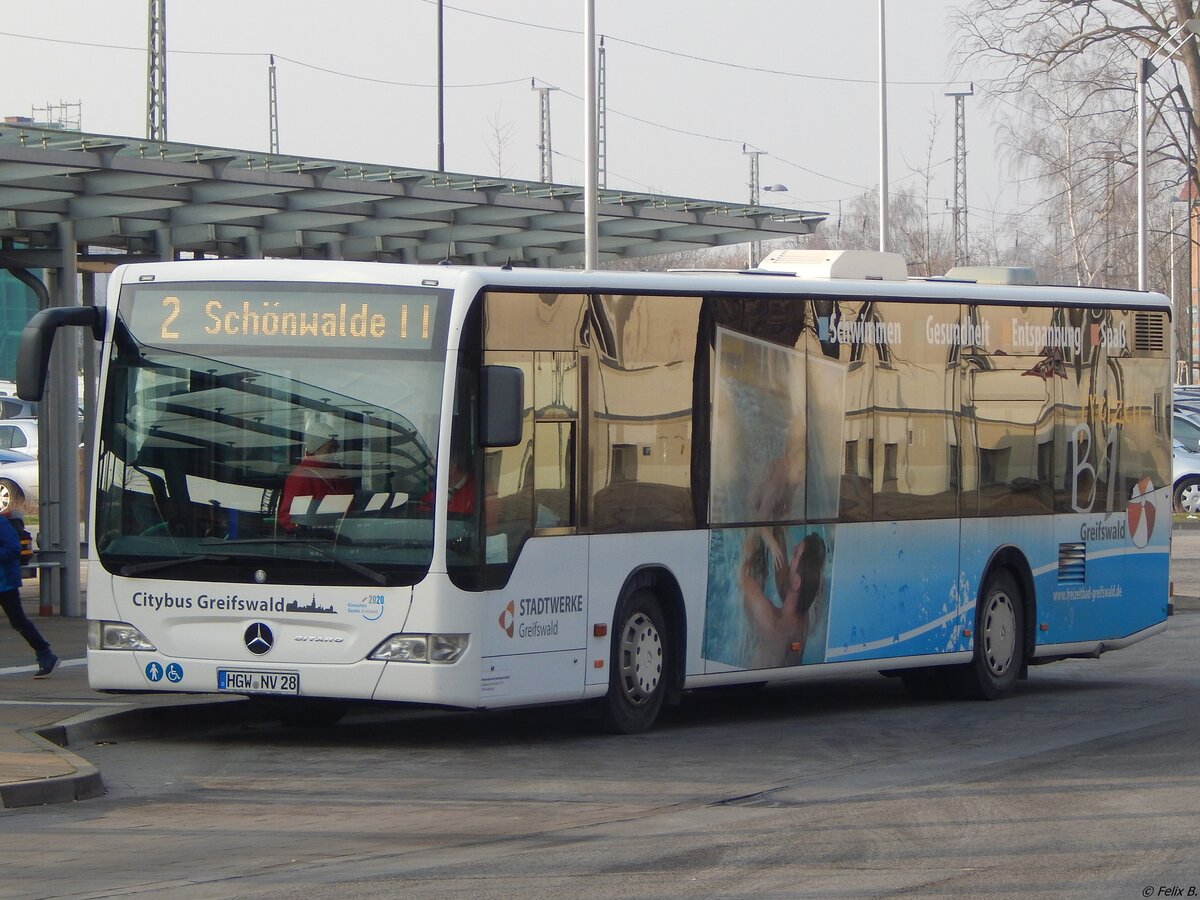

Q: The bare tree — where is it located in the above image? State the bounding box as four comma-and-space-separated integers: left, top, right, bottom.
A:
954, 0, 1200, 198
992, 61, 1139, 285
485, 109, 517, 178
895, 110, 954, 276
955, 0, 1196, 310
813, 184, 953, 276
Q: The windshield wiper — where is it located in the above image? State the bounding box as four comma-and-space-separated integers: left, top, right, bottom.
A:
120, 554, 229, 576
199, 537, 391, 586
298, 539, 391, 586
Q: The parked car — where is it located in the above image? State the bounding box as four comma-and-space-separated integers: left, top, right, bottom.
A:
1174, 444, 1200, 514
0, 396, 37, 419
0, 448, 38, 514
1175, 408, 1200, 452
0, 419, 37, 456
1173, 407, 1200, 513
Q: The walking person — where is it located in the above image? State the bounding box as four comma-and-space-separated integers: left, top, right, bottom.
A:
0, 510, 57, 678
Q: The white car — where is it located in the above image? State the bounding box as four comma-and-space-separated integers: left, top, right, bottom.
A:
0, 448, 38, 514
0, 419, 37, 456
0, 397, 38, 419
1174, 410, 1200, 513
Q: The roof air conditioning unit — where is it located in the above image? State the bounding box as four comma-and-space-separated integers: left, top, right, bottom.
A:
757, 249, 908, 281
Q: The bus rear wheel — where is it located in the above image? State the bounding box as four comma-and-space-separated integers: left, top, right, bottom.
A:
601, 588, 669, 734
950, 569, 1024, 700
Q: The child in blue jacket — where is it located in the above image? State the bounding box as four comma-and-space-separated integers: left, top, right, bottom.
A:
0, 512, 57, 677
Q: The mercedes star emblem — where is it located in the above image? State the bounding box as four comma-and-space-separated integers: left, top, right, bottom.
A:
244, 622, 274, 655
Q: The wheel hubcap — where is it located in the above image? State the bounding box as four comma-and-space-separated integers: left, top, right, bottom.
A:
1182, 484, 1200, 514
618, 612, 662, 705
983, 591, 1017, 677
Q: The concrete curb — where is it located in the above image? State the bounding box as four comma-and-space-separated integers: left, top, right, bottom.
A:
0, 729, 103, 809
1172, 595, 1200, 612
1, 696, 252, 809
40, 694, 252, 748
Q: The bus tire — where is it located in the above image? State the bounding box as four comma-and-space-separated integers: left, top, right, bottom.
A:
600, 588, 669, 734
951, 569, 1024, 701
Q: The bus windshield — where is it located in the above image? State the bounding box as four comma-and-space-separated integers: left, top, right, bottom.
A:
95, 281, 450, 586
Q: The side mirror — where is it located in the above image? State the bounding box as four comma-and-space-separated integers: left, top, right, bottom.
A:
17, 306, 105, 400
479, 365, 523, 447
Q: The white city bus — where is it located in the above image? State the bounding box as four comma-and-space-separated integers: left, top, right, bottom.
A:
18, 251, 1173, 731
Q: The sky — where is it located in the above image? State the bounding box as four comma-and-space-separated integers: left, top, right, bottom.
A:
0, 1, 1012, 231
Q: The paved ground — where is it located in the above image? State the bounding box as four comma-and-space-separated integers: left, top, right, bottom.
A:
1, 527, 1197, 809
0, 564, 246, 808
0, 571, 99, 808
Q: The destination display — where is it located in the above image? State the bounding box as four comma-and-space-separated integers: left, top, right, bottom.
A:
121, 283, 447, 351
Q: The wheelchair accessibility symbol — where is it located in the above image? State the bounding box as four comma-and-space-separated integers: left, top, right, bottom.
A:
145, 661, 184, 683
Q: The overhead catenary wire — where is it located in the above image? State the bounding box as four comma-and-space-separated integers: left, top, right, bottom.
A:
0, 26, 905, 201
0, 14, 1000, 218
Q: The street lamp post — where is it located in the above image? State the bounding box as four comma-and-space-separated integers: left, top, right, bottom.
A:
1171, 197, 1199, 383
583, 0, 598, 270
1136, 19, 1200, 290
1172, 200, 1180, 368
878, 0, 889, 253
436, 0, 445, 171
1177, 93, 1197, 383
753, 184, 789, 267
1177, 190, 1200, 383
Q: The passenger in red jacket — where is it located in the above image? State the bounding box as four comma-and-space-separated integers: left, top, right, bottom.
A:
279, 420, 355, 531
422, 453, 476, 515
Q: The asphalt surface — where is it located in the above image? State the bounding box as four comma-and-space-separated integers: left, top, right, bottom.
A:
0, 562, 251, 808
0, 567, 96, 808
1, 528, 1198, 809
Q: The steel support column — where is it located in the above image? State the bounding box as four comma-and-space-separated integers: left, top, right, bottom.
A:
81, 272, 97, 546
40, 223, 82, 617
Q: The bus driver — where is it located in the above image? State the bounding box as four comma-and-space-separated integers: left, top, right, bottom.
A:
279, 417, 355, 531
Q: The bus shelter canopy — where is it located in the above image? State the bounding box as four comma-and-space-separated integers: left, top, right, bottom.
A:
0, 124, 824, 269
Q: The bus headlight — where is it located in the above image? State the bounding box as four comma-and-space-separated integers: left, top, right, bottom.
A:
369, 633, 468, 664
88, 620, 157, 651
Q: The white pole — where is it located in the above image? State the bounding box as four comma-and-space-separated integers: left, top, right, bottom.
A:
1171, 203, 1177, 312
584, 0, 599, 270
437, 0, 445, 171
1137, 57, 1149, 291
878, 0, 889, 253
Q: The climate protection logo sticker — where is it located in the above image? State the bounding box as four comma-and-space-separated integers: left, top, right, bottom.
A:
1127, 477, 1156, 549
347, 594, 385, 621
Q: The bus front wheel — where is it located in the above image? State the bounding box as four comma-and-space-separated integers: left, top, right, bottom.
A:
951, 569, 1025, 700
601, 588, 669, 734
